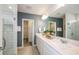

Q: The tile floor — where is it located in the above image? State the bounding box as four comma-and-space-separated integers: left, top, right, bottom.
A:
17, 41, 39, 55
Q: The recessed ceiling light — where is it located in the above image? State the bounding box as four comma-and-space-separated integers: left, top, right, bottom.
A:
9, 6, 12, 9
42, 15, 48, 20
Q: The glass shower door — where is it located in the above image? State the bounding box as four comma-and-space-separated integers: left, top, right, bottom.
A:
3, 16, 16, 55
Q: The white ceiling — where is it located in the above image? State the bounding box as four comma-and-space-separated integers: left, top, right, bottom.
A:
51, 4, 79, 17
18, 4, 58, 15
18, 4, 79, 18
0, 4, 17, 15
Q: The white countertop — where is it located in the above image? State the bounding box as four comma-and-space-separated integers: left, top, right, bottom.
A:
36, 33, 79, 55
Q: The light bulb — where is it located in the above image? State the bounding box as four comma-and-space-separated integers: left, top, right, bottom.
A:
42, 15, 48, 20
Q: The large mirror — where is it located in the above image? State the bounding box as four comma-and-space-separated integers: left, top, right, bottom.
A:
44, 21, 56, 36
48, 21, 56, 36
64, 13, 79, 41
38, 21, 56, 36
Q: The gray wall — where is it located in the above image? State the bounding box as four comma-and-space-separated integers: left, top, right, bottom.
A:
17, 12, 63, 47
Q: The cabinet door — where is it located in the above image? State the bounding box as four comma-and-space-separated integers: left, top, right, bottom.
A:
36, 36, 44, 55
39, 39, 44, 55
36, 36, 40, 51
43, 42, 60, 55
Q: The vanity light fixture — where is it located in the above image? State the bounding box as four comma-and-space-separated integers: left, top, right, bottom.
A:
42, 15, 48, 20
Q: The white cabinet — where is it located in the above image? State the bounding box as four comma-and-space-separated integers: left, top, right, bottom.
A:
36, 34, 60, 55
36, 36, 44, 54
36, 33, 79, 55
43, 42, 59, 55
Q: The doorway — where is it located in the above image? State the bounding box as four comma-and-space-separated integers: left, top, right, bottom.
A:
22, 19, 34, 47
17, 19, 35, 55
23, 21, 29, 46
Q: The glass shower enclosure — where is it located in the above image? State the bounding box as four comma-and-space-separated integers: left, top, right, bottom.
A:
2, 15, 17, 55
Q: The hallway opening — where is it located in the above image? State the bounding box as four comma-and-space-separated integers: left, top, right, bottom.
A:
23, 21, 31, 47
17, 19, 39, 55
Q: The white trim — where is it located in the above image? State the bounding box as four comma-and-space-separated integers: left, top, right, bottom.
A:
22, 19, 34, 48
65, 13, 67, 38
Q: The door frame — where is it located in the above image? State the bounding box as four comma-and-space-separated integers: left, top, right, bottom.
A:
22, 19, 34, 47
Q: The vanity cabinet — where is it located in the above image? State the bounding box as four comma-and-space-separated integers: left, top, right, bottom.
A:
43, 42, 59, 55
36, 33, 79, 55
36, 36, 44, 54
36, 34, 60, 55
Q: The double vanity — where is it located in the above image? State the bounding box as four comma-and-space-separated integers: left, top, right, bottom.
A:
36, 33, 79, 55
